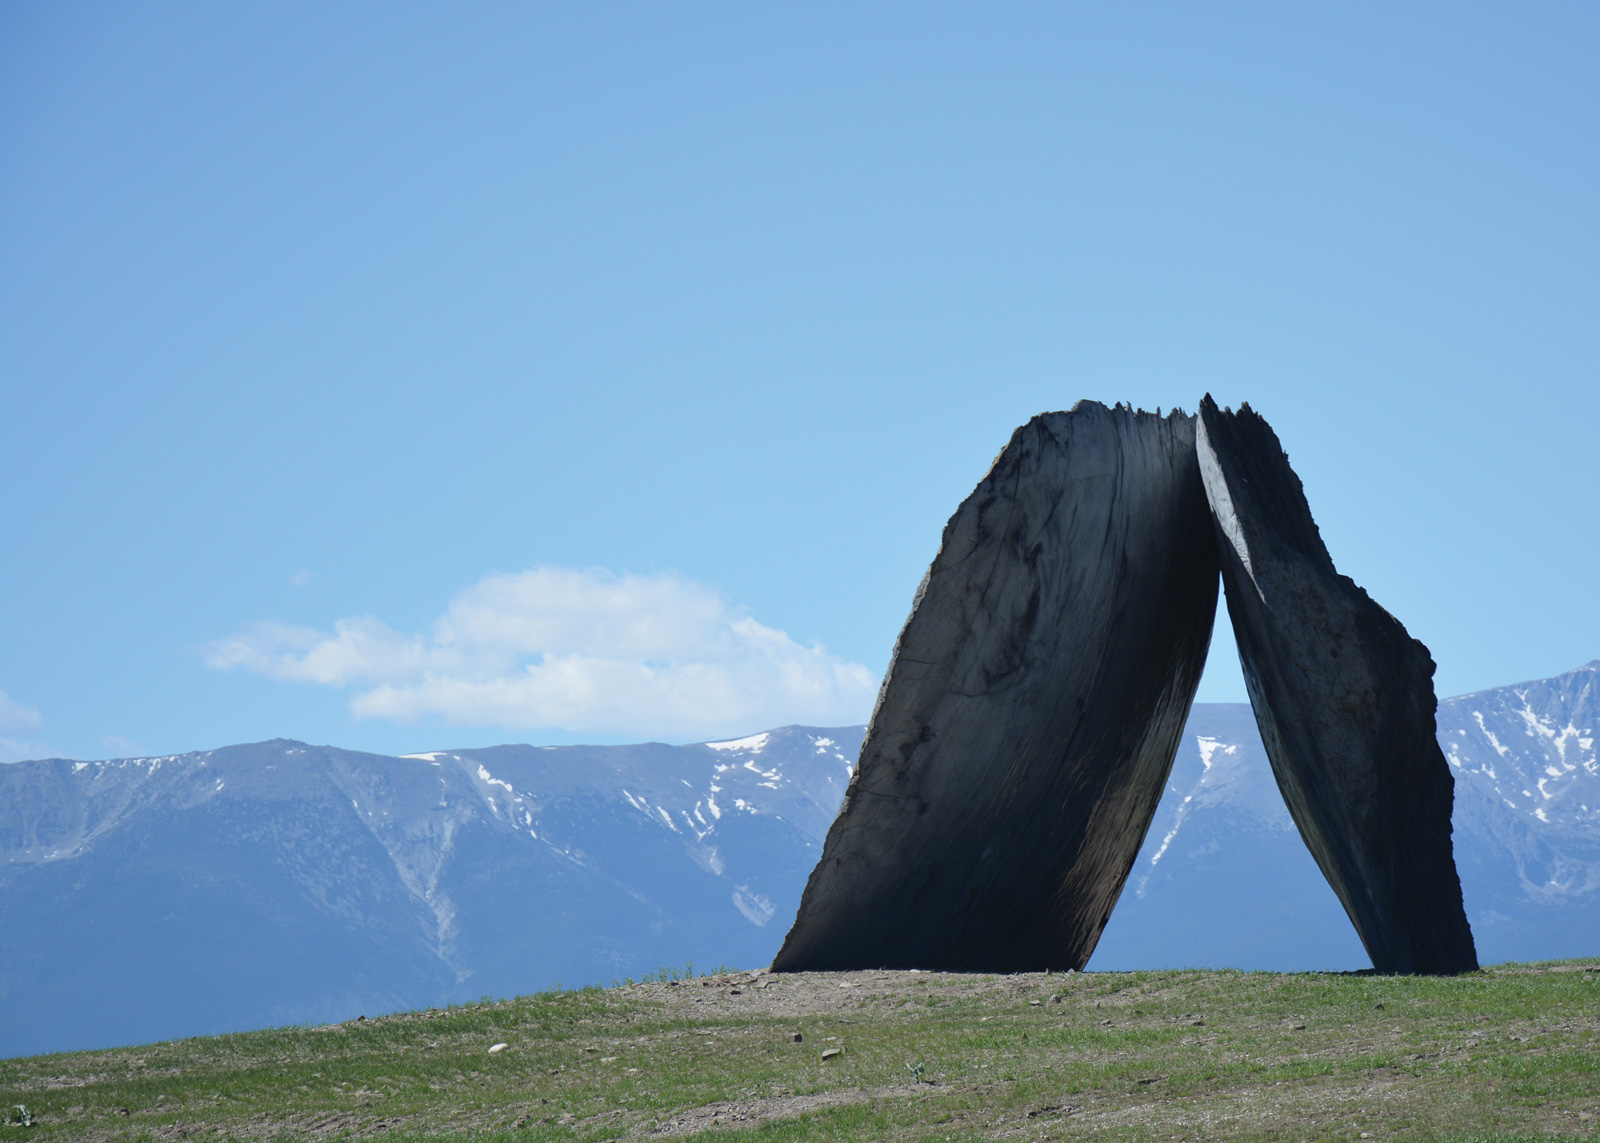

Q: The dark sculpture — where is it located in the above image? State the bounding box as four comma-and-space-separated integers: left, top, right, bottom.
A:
772, 397, 1477, 976
773, 403, 1219, 972
1197, 397, 1477, 973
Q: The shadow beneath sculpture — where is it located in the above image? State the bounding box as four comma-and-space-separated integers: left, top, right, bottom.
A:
772, 397, 1477, 976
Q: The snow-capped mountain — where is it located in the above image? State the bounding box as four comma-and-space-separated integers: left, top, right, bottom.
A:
1440, 663, 1600, 960
1094, 661, 1600, 971
0, 726, 860, 1058
3, 663, 1597, 1058
1090, 703, 1372, 971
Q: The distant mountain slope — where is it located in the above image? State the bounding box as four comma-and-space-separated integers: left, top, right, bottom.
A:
0, 727, 860, 1058
1093, 661, 1600, 970
3, 664, 1598, 1058
1441, 662, 1600, 961
1089, 703, 1370, 971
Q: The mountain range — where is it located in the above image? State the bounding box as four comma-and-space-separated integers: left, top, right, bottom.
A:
3, 663, 1596, 1058
1094, 661, 1600, 972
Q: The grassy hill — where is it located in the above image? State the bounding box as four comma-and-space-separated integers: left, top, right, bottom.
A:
3, 961, 1598, 1141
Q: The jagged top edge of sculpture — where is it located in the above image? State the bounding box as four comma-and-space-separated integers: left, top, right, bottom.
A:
1198, 393, 1431, 650
1062, 398, 1195, 420
973, 400, 1201, 481
1198, 393, 1336, 575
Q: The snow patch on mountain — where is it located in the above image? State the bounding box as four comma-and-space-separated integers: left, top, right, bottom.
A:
707, 732, 770, 753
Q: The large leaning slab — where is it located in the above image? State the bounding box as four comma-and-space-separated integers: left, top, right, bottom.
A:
1197, 396, 1477, 974
773, 402, 1220, 973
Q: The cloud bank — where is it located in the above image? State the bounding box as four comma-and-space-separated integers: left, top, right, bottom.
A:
207, 567, 880, 739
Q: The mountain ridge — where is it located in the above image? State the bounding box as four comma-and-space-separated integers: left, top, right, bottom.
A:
4, 667, 1598, 1058
0, 726, 861, 1057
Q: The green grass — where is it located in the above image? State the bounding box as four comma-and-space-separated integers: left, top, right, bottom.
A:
4, 960, 1599, 1140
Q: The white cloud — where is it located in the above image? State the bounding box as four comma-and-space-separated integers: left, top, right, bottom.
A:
206, 567, 879, 739
0, 737, 48, 764
101, 734, 148, 759
0, 690, 49, 764
0, 690, 43, 736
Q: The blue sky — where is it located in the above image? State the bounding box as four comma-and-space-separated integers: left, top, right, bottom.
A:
2, 2, 1596, 761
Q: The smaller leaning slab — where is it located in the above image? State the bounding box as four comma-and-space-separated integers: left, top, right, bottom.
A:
1197, 395, 1477, 974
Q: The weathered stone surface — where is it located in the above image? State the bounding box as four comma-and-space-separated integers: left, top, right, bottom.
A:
1197, 396, 1477, 974
772, 402, 1219, 973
